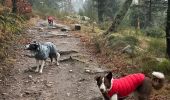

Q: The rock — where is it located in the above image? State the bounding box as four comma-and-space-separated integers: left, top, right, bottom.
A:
38, 27, 44, 32
53, 23, 71, 31
24, 91, 31, 95
61, 28, 67, 32
92, 68, 107, 73
67, 93, 70, 97
28, 75, 33, 79
2, 93, 8, 96
69, 70, 73, 73
85, 69, 91, 73
89, 59, 93, 62
77, 89, 80, 92
46, 82, 53, 88
19, 93, 23, 97
122, 45, 132, 53
122, 45, 144, 56
78, 78, 85, 82
156, 58, 167, 62
81, 16, 90, 21
24, 80, 29, 83
122, 45, 137, 56
39, 23, 47, 27
61, 26, 71, 32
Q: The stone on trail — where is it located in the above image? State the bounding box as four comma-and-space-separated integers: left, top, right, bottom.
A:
28, 75, 33, 79
77, 89, 81, 92
52, 23, 71, 31
67, 93, 71, 97
78, 78, 85, 82
45, 82, 53, 88
85, 69, 91, 73
39, 23, 48, 27
53, 23, 65, 29
122, 45, 133, 54
2, 93, 8, 96
38, 27, 44, 32
69, 70, 73, 73
81, 16, 90, 21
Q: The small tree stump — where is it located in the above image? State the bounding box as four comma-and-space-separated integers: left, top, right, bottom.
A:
75, 24, 81, 31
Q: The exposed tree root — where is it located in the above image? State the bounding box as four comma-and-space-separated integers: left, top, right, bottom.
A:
59, 50, 78, 55
24, 54, 35, 58
45, 34, 69, 38
59, 56, 85, 63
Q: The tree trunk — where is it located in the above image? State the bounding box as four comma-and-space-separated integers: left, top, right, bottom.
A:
12, 0, 17, 13
137, 16, 140, 29
148, 0, 152, 26
104, 0, 133, 35
166, 0, 170, 58
97, 0, 104, 22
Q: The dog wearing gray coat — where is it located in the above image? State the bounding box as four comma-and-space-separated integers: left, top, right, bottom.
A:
25, 41, 60, 73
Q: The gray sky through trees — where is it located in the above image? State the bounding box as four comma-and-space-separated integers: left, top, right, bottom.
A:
71, 0, 85, 12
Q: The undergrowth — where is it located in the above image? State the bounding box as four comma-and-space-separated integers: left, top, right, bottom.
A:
0, 8, 28, 80
147, 38, 166, 57
91, 27, 169, 76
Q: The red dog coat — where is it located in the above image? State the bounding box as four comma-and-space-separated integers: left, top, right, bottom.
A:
48, 16, 53, 20
108, 73, 145, 98
48, 16, 53, 23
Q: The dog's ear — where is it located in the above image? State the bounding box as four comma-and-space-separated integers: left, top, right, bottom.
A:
33, 41, 37, 43
106, 72, 112, 80
35, 43, 40, 50
95, 76, 101, 82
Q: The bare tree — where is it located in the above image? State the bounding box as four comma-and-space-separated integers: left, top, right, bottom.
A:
166, 0, 170, 58
12, 0, 17, 13
104, 0, 133, 35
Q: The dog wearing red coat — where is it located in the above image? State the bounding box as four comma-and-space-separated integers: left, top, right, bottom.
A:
95, 71, 165, 100
48, 16, 53, 26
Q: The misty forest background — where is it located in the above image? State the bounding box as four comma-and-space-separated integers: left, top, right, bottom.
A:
0, 0, 170, 82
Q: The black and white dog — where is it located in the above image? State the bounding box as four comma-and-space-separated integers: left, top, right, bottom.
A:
95, 71, 165, 100
25, 41, 60, 73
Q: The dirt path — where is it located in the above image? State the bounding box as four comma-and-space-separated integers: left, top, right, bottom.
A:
0, 20, 108, 100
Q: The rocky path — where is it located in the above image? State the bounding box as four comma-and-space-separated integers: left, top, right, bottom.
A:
0, 20, 108, 100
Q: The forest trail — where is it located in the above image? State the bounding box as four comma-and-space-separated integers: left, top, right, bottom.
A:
0, 19, 108, 100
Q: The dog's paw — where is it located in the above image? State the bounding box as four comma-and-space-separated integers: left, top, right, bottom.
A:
39, 70, 43, 74
56, 62, 59, 66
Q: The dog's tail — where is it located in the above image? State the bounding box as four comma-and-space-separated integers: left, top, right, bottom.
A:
151, 71, 165, 90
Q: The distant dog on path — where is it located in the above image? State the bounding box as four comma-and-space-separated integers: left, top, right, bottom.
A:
95, 71, 165, 100
25, 41, 60, 73
48, 16, 53, 26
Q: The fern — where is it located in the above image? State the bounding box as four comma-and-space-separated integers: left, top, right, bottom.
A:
0, 10, 24, 33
